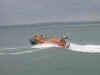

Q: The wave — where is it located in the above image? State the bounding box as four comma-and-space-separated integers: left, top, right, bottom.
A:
31, 43, 59, 49
0, 48, 44, 55
0, 43, 100, 55
0, 43, 58, 55
31, 42, 100, 53
69, 43, 100, 53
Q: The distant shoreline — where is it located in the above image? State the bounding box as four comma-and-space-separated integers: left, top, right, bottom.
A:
0, 21, 100, 27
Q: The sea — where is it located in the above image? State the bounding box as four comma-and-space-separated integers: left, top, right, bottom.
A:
0, 22, 100, 75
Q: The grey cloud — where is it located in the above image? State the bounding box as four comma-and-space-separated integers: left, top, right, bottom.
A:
0, 0, 100, 25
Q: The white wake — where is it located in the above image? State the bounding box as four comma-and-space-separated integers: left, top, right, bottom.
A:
0, 43, 59, 55
69, 43, 100, 53
31, 43, 59, 49
0, 42, 100, 55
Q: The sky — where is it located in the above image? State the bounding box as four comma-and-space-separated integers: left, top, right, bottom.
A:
0, 0, 100, 25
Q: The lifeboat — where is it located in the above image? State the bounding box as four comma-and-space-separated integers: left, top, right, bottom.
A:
30, 34, 70, 48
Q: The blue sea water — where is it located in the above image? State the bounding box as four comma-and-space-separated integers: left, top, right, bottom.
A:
0, 22, 100, 75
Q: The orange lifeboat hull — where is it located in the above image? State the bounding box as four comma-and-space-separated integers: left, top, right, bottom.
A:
39, 38, 70, 48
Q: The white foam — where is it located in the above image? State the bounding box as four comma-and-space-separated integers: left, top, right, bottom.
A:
31, 43, 59, 49
9, 50, 33, 55
69, 43, 100, 53
0, 43, 59, 55
1, 43, 100, 55
0, 48, 17, 51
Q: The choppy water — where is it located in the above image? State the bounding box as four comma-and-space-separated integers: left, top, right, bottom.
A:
0, 22, 100, 75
